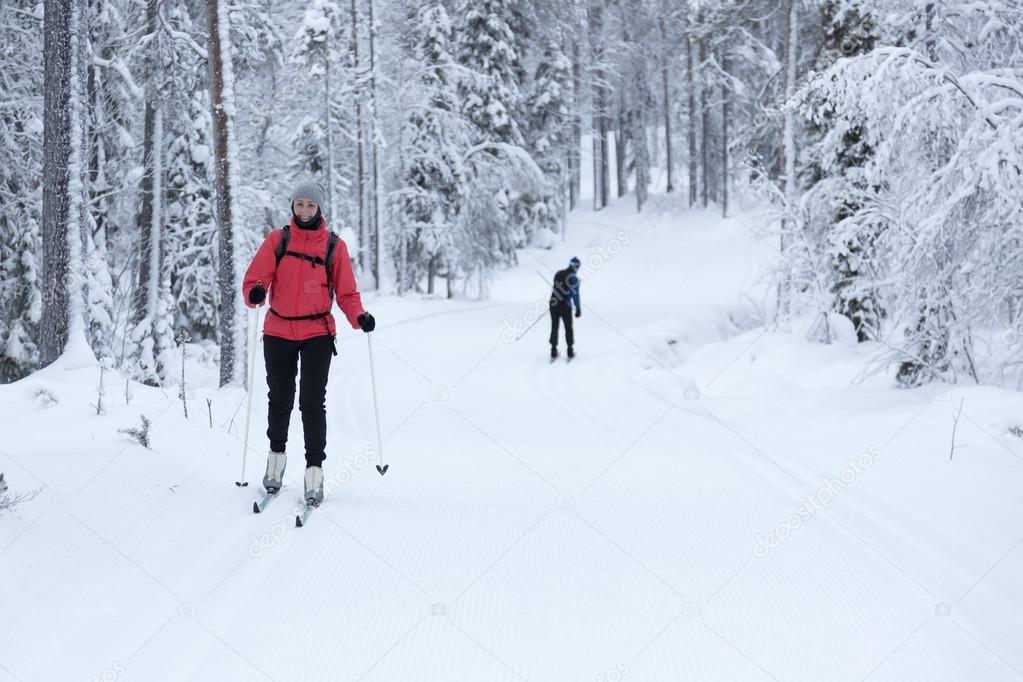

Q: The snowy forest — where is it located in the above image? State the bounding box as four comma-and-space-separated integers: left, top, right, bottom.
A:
2, 0, 1022, 389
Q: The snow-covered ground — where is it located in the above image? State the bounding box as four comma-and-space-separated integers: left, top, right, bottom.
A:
2, 192, 1023, 682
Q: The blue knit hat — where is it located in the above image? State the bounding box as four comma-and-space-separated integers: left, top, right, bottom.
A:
569, 256, 581, 268
291, 180, 325, 209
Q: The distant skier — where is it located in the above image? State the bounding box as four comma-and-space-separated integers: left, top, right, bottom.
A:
242, 181, 375, 507
549, 257, 582, 360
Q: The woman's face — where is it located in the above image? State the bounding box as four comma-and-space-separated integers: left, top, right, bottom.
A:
293, 197, 319, 222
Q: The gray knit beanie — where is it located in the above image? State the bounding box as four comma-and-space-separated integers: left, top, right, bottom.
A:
290, 181, 325, 209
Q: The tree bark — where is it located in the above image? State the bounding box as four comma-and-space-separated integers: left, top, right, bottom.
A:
351, 0, 367, 276
659, 18, 674, 193
779, 0, 799, 318
206, 0, 241, 387
132, 0, 159, 327
721, 49, 730, 217
686, 32, 697, 209
615, 98, 628, 198
87, 0, 106, 241
323, 43, 335, 219
588, 1, 607, 210
40, 0, 74, 366
367, 0, 381, 289
699, 18, 709, 208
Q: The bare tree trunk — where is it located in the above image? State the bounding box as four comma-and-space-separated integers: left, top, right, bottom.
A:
615, 100, 628, 198
568, 38, 582, 212
206, 0, 242, 387
686, 32, 697, 209
87, 0, 106, 241
132, 0, 158, 327
589, 0, 607, 210
699, 19, 710, 209
659, 18, 674, 193
134, 104, 155, 324
779, 0, 799, 319
721, 49, 730, 217
397, 55, 408, 295
41, 0, 91, 365
323, 47, 335, 219
615, 7, 629, 199
351, 0, 367, 276
41, 0, 74, 366
367, 0, 381, 289
598, 92, 611, 208
634, 109, 649, 212
592, 127, 602, 211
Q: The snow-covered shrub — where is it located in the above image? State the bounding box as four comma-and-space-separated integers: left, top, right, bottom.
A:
0, 473, 41, 513
119, 414, 153, 449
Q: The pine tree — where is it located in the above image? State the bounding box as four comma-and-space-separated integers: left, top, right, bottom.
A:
524, 41, 572, 237
806, 1, 883, 342
456, 0, 524, 148
291, 0, 346, 219
398, 3, 469, 295
166, 91, 218, 340
456, 0, 530, 261
0, 0, 45, 381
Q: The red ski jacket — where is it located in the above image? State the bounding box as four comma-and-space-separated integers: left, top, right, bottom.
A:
242, 218, 365, 341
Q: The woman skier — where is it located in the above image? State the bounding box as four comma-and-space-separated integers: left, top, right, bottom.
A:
242, 181, 375, 507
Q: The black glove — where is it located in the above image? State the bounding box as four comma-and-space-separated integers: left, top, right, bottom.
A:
358, 312, 376, 332
248, 284, 266, 305
575, 309, 581, 318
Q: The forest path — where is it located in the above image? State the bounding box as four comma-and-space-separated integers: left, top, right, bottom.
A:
2, 194, 1021, 682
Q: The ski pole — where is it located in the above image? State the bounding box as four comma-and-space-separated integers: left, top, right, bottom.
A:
367, 334, 387, 475
513, 310, 546, 341
237, 298, 263, 487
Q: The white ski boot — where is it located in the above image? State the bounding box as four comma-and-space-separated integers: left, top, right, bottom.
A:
304, 466, 324, 507
263, 451, 286, 494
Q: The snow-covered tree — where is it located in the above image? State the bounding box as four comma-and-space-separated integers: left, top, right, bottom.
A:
206, 0, 246, 387
798, 0, 1023, 384
0, 0, 45, 381
455, 0, 533, 262
40, 0, 93, 368
166, 90, 218, 340
290, 0, 346, 219
523, 41, 572, 236
396, 3, 470, 295
456, 0, 524, 148
801, 0, 883, 342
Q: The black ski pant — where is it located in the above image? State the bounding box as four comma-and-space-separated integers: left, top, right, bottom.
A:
549, 304, 574, 348
263, 334, 334, 467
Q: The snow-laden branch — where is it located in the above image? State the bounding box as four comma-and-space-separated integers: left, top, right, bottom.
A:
166, 28, 208, 62
91, 54, 144, 99
464, 142, 545, 184
868, 47, 999, 129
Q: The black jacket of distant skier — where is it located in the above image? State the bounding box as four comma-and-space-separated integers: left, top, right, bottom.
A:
549, 268, 581, 312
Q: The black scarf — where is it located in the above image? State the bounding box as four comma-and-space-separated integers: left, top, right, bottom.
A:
293, 206, 323, 230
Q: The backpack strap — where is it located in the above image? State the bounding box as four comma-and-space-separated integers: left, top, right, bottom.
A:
325, 231, 340, 301
274, 225, 291, 267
